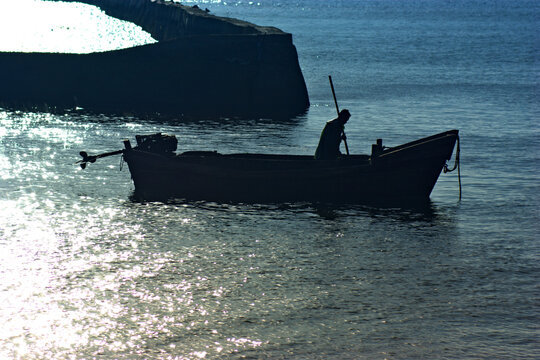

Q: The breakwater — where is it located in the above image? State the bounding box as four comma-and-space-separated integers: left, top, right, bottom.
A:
56, 0, 283, 40
0, 0, 309, 118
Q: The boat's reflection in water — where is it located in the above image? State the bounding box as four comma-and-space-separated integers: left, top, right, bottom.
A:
312, 199, 442, 222
129, 191, 450, 225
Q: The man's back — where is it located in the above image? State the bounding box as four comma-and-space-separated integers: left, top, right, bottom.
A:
314, 118, 344, 160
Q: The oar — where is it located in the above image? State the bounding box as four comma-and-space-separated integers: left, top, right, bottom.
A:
76, 149, 124, 169
328, 75, 350, 155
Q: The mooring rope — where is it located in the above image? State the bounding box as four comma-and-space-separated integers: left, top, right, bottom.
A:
443, 134, 461, 200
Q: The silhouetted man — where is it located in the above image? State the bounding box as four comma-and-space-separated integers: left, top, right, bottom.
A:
314, 109, 351, 160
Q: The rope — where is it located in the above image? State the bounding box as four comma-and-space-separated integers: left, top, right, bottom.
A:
443, 134, 461, 200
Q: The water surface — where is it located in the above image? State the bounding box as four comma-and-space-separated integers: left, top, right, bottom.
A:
0, 0, 538, 358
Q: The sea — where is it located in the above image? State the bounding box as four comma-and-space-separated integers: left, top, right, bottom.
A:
0, 0, 538, 358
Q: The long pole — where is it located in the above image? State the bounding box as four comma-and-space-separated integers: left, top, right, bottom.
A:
328, 75, 349, 155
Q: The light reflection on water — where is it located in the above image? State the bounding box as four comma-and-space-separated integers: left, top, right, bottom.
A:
0, 108, 456, 357
0, 182, 453, 358
0, 105, 537, 358
0, 0, 155, 53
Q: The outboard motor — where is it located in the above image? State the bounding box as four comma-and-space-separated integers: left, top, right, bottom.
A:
371, 138, 384, 158
135, 133, 178, 155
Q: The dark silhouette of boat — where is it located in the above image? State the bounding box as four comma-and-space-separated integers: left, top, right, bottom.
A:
78, 130, 459, 204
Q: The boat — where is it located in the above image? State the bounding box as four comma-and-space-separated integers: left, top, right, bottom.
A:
79, 130, 459, 204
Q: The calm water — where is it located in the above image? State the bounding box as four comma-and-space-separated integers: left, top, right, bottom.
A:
1, 0, 539, 358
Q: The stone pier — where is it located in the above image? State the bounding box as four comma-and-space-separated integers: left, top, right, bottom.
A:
0, 0, 309, 119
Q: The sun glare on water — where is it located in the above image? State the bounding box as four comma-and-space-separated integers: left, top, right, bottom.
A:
0, 0, 156, 53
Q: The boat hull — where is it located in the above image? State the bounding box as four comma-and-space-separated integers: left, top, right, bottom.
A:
123, 130, 458, 204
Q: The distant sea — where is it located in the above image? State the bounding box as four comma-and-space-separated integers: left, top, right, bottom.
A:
1, 0, 538, 358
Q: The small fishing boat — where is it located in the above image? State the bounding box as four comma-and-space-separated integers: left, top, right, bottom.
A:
79, 130, 460, 204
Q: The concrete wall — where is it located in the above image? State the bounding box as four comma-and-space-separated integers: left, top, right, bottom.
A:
56, 0, 283, 40
0, 34, 309, 118
0, 0, 309, 119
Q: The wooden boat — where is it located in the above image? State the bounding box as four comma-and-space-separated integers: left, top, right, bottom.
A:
86, 130, 459, 204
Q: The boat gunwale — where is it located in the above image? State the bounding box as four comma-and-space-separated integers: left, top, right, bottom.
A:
379, 129, 458, 158
126, 129, 458, 163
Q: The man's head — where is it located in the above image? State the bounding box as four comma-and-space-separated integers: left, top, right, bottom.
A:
338, 109, 351, 123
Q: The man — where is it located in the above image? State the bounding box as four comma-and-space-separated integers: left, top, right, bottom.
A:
314, 109, 351, 160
